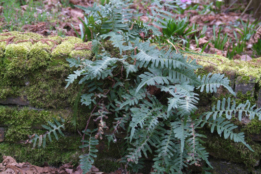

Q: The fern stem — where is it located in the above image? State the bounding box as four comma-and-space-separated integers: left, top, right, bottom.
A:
81, 89, 111, 151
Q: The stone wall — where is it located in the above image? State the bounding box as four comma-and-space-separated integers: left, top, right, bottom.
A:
1, 31, 261, 171
0, 31, 93, 166
189, 53, 261, 169
0, 32, 124, 172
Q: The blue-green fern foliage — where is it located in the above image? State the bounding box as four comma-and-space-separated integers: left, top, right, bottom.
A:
27, 0, 261, 173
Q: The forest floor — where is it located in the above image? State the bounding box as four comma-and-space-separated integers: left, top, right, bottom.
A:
0, 0, 260, 173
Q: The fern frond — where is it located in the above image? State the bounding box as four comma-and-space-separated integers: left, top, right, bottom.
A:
66, 58, 82, 68
126, 125, 162, 163
79, 131, 99, 173
185, 122, 212, 167
198, 116, 253, 151
168, 69, 200, 85
172, 121, 190, 153
81, 93, 95, 106
129, 103, 164, 141
204, 98, 261, 120
136, 68, 170, 93
119, 57, 138, 78
86, 56, 119, 80
156, 128, 176, 158
134, 40, 200, 70
119, 89, 149, 109
178, 94, 198, 117
159, 83, 199, 116
101, 32, 133, 55
197, 73, 236, 96
30, 117, 65, 148
65, 69, 85, 88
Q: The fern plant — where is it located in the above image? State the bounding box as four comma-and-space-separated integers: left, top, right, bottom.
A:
28, 116, 65, 148
27, 0, 261, 173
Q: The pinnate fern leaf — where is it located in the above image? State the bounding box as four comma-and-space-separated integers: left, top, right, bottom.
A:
198, 116, 253, 151
79, 131, 99, 173
172, 121, 190, 153
65, 69, 85, 88
204, 98, 261, 120
136, 68, 170, 93
197, 73, 236, 96
119, 89, 148, 109
30, 117, 65, 148
101, 32, 133, 55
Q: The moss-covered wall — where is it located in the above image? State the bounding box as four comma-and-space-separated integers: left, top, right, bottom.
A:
0, 31, 124, 170
1, 31, 261, 170
188, 53, 261, 170
0, 31, 94, 166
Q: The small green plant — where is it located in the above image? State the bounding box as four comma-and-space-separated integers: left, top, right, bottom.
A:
29, 116, 65, 148
253, 38, 261, 56
173, 4, 199, 15
227, 41, 246, 60
162, 18, 197, 39
0, 0, 49, 31
212, 26, 228, 50
236, 19, 258, 42
199, 25, 207, 38
199, 2, 214, 15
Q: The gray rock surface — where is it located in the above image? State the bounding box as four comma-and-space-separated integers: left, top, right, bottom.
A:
0, 97, 29, 106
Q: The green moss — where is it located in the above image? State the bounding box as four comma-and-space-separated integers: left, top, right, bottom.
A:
51, 42, 75, 60
21, 65, 78, 109
20, 32, 44, 40
69, 43, 92, 60
0, 137, 81, 166
0, 106, 65, 141
205, 132, 261, 168
26, 42, 52, 71
4, 42, 32, 77
62, 36, 83, 44
0, 105, 84, 166
243, 118, 261, 134
186, 52, 261, 85
70, 50, 91, 59
236, 76, 257, 85
0, 86, 19, 99
236, 91, 256, 106
47, 35, 62, 44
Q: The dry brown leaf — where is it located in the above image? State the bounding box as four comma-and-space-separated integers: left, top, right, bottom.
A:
21, 5, 28, 11
198, 37, 208, 45
1, 156, 103, 174
70, 8, 84, 19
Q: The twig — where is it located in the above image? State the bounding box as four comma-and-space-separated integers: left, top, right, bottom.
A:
240, 0, 252, 17
224, 0, 238, 13
81, 89, 111, 151
167, 39, 179, 53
